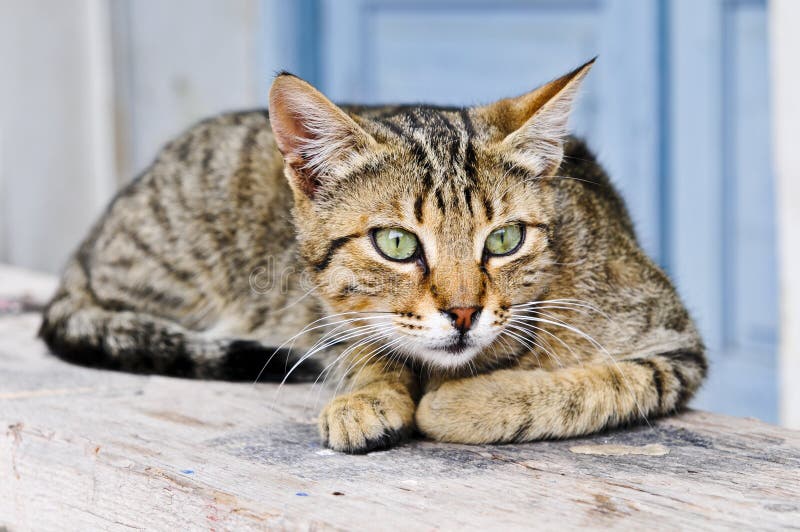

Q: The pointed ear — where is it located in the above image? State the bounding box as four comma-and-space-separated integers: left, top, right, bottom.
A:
269, 73, 377, 198
477, 58, 595, 175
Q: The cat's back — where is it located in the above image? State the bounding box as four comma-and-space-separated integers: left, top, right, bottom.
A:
104, 108, 290, 236
133, 108, 289, 215
57, 109, 299, 330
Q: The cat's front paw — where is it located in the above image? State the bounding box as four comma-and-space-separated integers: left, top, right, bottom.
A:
319, 387, 415, 453
415, 379, 498, 444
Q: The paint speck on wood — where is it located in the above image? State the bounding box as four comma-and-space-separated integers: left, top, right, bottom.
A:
569, 443, 670, 456
143, 409, 207, 427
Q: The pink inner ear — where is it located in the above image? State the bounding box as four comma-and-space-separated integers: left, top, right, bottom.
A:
269, 93, 324, 197
269, 74, 376, 198
284, 152, 319, 197
270, 94, 312, 158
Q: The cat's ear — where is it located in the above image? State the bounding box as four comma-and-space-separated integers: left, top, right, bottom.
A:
269, 73, 377, 198
477, 58, 594, 175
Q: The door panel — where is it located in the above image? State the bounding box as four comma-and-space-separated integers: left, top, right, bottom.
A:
320, 0, 662, 262
725, 3, 776, 353
670, 0, 776, 421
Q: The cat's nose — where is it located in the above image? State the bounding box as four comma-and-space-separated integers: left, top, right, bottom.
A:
444, 306, 482, 333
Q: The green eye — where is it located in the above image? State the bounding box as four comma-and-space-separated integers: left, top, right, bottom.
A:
485, 223, 524, 256
373, 227, 419, 261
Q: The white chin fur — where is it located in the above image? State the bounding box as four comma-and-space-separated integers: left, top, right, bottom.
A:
386, 310, 500, 369
408, 343, 486, 369
393, 330, 499, 369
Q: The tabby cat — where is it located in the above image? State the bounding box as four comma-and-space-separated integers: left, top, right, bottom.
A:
40, 59, 707, 453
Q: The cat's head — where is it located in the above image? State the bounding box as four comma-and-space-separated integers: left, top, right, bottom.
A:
269, 60, 593, 370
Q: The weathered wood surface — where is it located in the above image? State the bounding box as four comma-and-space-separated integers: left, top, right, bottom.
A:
1, 266, 799, 531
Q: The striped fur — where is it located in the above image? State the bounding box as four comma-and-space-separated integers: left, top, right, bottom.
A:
41, 60, 706, 453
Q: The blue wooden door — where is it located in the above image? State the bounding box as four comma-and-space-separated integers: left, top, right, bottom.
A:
668, 0, 777, 421
319, 0, 664, 264
288, 0, 777, 421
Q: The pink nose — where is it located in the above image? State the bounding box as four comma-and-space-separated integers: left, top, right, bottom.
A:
445, 306, 481, 333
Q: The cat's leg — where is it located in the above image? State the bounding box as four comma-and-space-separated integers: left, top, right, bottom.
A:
415, 349, 706, 444
319, 357, 419, 453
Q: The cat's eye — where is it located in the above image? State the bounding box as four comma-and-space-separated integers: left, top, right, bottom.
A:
372, 227, 419, 261
484, 223, 525, 257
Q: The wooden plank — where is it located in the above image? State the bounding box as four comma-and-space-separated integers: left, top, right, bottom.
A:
1, 265, 799, 530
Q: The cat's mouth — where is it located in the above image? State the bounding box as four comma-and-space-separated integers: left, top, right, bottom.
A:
436, 336, 473, 354
396, 325, 497, 368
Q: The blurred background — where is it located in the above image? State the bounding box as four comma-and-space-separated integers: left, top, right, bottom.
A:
0, 0, 797, 427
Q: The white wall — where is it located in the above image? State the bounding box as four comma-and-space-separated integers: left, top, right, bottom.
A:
111, 0, 273, 180
0, 0, 290, 274
0, 0, 115, 273
771, 0, 800, 429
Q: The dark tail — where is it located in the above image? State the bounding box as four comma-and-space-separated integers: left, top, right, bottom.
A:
39, 301, 318, 382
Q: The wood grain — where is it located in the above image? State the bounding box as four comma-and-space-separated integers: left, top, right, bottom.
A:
1, 266, 798, 530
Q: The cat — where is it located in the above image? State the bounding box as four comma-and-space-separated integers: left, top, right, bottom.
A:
40, 59, 707, 453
